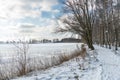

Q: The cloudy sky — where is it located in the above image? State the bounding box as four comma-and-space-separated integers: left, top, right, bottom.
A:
0, 0, 69, 41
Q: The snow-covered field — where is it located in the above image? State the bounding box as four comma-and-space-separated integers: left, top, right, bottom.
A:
0, 43, 82, 80
0, 43, 79, 63
0, 43, 120, 80
11, 45, 120, 80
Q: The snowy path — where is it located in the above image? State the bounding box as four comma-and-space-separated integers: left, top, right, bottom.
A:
96, 46, 120, 80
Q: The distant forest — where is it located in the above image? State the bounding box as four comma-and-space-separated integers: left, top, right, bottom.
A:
1, 38, 81, 44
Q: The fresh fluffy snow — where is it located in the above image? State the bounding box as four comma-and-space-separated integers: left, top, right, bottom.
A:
96, 46, 120, 80
0, 43, 80, 63
11, 45, 120, 80
12, 56, 101, 80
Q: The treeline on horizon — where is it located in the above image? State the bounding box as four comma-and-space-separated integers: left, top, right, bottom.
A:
0, 38, 81, 44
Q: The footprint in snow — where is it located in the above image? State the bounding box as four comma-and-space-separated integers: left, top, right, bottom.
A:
35, 76, 52, 80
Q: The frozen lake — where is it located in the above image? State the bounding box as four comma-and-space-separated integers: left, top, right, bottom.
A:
0, 43, 81, 60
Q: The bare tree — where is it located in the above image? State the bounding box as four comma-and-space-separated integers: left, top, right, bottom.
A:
57, 0, 95, 50
94, 0, 120, 50
13, 41, 29, 76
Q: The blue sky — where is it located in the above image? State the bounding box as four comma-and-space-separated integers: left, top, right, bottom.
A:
0, 0, 69, 41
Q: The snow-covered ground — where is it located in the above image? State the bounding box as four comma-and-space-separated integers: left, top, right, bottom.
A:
96, 46, 120, 80
12, 55, 101, 80
11, 45, 120, 80
0, 43, 79, 57
0, 43, 79, 63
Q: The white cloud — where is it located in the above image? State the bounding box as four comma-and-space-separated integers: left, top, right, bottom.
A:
39, 0, 58, 11
18, 19, 58, 40
0, 0, 66, 41
0, 0, 58, 20
0, 0, 25, 19
0, 25, 19, 41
